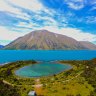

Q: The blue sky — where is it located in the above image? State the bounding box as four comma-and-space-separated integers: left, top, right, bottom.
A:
0, 0, 96, 45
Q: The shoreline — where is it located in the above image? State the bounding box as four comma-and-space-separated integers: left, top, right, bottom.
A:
0, 62, 10, 66
14, 62, 73, 78
0, 60, 73, 79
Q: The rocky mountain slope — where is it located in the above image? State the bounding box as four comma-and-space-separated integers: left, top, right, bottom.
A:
4, 30, 96, 50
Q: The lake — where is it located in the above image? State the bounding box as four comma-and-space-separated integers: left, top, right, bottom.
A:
15, 62, 71, 77
0, 50, 96, 64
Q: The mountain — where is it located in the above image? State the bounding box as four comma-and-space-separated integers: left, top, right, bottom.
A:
80, 41, 96, 50
4, 30, 96, 50
0, 45, 4, 49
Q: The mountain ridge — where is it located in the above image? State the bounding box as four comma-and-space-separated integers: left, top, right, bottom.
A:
80, 41, 96, 50
0, 45, 4, 49
3, 30, 96, 50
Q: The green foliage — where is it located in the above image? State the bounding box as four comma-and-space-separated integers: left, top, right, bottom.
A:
0, 79, 20, 96
0, 60, 37, 96
81, 58, 96, 95
0, 59, 96, 96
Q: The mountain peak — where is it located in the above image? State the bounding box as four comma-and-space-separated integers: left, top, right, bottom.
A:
3, 30, 96, 50
31, 29, 50, 33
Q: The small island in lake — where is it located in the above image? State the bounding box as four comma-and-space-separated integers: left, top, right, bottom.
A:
0, 58, 96, 96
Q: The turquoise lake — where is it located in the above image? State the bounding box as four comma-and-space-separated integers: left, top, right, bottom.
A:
15, 62, 71, 77
0, 50, 96, 64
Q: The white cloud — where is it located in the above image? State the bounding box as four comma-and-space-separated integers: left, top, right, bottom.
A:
86, 16, 96, 23
0, 0, 31, 20
39, 26, 96, 42
17, 22, 39, 29
34, 14, 58, 26
68, 3, 84, 10
0, 0, 56, 24
0, 0, 19, 13
8, 0, 43, 12
0, 26, 25, 41
65, 0, 85, 10
17, 22, 31, 27
8, 0, 55, 16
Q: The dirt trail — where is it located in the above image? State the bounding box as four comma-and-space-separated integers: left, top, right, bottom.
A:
34, 79, 44, 96
3, 80, 14, 86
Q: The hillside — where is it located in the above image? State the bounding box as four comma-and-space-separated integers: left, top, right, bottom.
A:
80, 41, 96, 50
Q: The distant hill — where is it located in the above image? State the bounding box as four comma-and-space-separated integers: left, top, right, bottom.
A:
4, 30, 96, 50
0, 45, 4, 49
80, 41, 96, 50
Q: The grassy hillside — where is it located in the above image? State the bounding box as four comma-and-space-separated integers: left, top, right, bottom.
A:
0, 59, 96, 96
